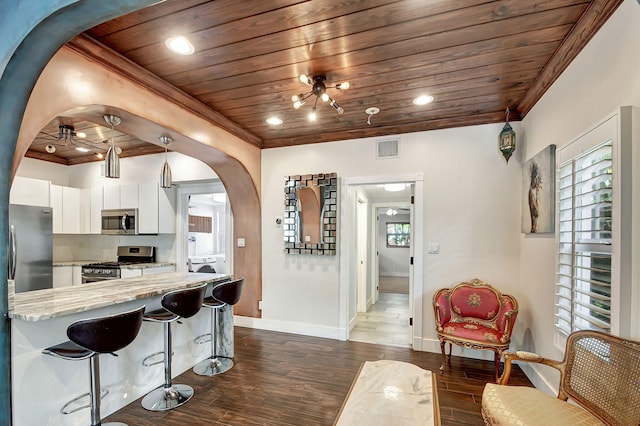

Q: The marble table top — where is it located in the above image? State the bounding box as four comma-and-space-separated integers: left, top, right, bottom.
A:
334, 360, 440, 426
9, 272, 229, 321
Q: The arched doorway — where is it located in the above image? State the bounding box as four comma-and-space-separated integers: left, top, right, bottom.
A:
0, 3, 262, 423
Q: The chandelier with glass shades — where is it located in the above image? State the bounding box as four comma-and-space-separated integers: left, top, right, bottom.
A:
292, 74, 349, 121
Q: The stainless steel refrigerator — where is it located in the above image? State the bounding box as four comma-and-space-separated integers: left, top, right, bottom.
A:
8, 204, 53, 293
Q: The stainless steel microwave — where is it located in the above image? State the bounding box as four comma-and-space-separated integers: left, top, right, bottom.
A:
101, 208, 139, 235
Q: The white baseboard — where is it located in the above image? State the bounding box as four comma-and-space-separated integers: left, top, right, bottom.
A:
234, 315, 344, 340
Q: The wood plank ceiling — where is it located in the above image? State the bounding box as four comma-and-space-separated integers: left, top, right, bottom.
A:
27, 0, 622, 164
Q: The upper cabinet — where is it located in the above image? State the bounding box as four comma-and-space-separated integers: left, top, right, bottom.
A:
50, 185, 81, 234
104, 182, 175, 234
9, 176, 50, 207
11, 177, 177, 235
104, 183, 139, 210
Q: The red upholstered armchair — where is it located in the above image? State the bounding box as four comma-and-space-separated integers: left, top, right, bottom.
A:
432, 278, 518, 382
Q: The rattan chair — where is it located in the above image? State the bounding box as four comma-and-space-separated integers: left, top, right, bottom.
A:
482, 330, 640, 425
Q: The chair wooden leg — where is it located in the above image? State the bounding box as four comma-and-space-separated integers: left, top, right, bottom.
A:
494, 352, 500, 383
439, 340, 446, 373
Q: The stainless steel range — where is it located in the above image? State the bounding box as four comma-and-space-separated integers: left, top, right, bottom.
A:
81, 246, 156, 283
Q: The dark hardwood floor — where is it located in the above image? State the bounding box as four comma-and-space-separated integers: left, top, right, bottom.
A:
105, 326, 533, 425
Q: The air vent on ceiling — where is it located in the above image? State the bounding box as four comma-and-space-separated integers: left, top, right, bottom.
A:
376, 138, 400, 159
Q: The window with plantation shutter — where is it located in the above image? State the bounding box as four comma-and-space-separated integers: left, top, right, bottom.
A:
556, 140, 613, 336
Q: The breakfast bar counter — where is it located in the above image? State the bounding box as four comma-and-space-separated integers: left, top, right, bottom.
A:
9, 272, 234, 426
9, 272, 227, 321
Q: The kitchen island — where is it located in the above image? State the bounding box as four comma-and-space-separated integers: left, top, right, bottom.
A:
9, 272, 232, 426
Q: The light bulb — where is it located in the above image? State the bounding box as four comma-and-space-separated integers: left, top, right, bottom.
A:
321, 93, 329, 102
413, 95, 434, 105
299, 74, 310, 85
308, 107, 317, 121
165, 36, 195, 55
292, 94, 300, 102
337, 82, 350, 90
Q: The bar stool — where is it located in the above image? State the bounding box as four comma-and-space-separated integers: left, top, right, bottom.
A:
193, 278, 244, 376
42, 305, 145, 426
141, 283, 208, 411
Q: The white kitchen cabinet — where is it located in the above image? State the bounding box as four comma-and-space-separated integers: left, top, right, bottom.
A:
90, 186, 103, 234
52, 266, 72, 288
103, 183, 139, 208
9, 176, 50, 207
62, 187, 81, 234
138, 182, 158, 234
120, 183, 139, 208
72, 266, 82, 285
51, 185, 81, 234
103, 185, 120, 209
120, 268, 142, 279
50, 185, 63, 233
159, 186, 177, 234
79, 188, 91, 234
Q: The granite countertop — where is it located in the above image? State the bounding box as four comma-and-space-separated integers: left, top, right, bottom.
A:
53, 260, 98, 267
120, 262, 175, 269
9, 272, 229, 322
53, 261, 176, 269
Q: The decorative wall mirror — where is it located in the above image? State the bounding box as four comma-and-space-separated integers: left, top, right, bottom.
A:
283, 172, 337, 255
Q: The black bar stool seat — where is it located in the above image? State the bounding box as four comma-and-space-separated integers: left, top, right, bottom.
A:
141, 283, 207, 412
193, 278, 244, 376
43, 305, 145, 426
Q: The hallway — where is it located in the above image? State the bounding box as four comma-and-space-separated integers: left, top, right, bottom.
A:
349, 292, 411, 348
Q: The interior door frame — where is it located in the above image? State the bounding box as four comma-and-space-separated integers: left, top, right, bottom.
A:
176, 180, 228, 273
356, 195, 369, 313
339, 173, 424, 350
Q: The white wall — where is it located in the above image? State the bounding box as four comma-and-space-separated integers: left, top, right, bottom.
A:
378, 211, 410, 277
260, 123, 522, 343
520, 0, 640, 393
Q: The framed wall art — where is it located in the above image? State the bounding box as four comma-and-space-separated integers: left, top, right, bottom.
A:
522, 145, 556, 234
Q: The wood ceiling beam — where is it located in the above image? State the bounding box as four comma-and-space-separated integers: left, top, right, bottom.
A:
66, 34, 263, 148
518, 0, 624, 117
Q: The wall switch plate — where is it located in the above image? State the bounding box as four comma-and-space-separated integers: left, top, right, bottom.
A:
258, 300, 263, 310
427, 243, 440, 254
237, 237, 246, 247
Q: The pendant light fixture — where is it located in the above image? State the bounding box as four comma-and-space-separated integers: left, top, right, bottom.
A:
499, 107, 516, 163
104, 114, 121, 178
159, 135, 173, 188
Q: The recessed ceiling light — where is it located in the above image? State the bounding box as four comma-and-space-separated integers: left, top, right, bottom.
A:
413, 95, 434, 106
382, 183, 408, 192
165, 36, 195, 55
266, 117, 283, 125
76, 131, 86, 138
75, 147, 90, 153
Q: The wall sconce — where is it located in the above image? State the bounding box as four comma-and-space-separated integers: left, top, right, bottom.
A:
104, 114, 121, 178
159, 135, 173, 188
499, 107, 516, 163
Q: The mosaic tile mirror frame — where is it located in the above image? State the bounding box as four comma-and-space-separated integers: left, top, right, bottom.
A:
283, 172, 337, 255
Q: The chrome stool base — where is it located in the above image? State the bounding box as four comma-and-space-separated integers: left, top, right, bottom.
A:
141, 384, 194, 412
193, 356, 234, 376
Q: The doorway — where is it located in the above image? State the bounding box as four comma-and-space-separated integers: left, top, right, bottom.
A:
176, 181, 232, 274
347, 182, 414, 348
